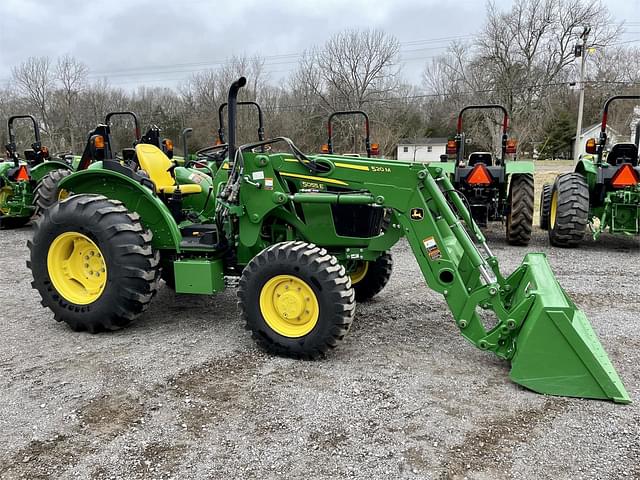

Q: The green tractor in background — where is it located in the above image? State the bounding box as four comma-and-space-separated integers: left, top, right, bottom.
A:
541, 95, 640, 246
0, 114, 74, 228
28, 77, 630, 404
442, 105, 535, 245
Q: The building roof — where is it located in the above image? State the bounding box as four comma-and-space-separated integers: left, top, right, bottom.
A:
572, 123, 619, 140
397, 137, 448, 146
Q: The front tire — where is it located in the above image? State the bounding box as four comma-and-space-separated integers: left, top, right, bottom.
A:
539, 183, 552, 230
28, 194, 160, 332
350, 252, 393, 302
506, 173, 534, 245
238, 241, 355, 359
548, 173, 589, 247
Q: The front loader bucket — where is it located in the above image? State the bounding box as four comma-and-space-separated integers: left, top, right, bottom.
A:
508, 254, 630, 404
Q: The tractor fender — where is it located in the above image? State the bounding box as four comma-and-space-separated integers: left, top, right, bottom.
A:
575, 159, 598, 190
575, 158, 598, 176
58, 169, 182, 251
504, 161, 534, 175
0, 161, 14, 179
29, 160, 72, 183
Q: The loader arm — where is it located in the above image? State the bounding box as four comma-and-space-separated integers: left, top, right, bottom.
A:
234, 150, 629, 403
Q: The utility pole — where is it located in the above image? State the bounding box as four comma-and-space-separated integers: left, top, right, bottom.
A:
573, 26, 591, 161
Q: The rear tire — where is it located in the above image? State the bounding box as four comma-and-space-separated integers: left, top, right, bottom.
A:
28, 194, 160, 332
506, 173, 534, 245
548, 173, 589, 248
33, 168, 72, 215
539, 183, 552, 230
351, 252, 393, 302
238, 241, 355, 359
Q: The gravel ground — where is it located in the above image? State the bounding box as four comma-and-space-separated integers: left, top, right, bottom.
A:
0, 223, 638, 480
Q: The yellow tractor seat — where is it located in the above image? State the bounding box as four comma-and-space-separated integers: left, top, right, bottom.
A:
135, 144, 202, 195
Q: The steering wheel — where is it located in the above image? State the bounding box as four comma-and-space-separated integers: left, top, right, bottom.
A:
195, 143, 228, 159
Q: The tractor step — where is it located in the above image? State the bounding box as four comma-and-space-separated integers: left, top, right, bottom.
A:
179, 223, 219, 249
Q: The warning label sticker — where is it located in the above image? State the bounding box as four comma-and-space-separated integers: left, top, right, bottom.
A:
423, 236, 441, 260
189, 173, 205, 184
264, 178, 274, 190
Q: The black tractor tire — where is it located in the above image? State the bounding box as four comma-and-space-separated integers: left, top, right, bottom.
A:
238, 241, 355, 359
506, 173, 534, 245
28, 194, 160, 332
539, 183, 552, 230
351, 251, 393, 302
33, 168, 72, 215
548, 173, 589, 248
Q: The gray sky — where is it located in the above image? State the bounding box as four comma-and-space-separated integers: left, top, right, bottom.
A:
1, 0, 639, 89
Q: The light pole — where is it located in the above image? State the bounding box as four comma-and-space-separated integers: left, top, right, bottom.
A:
573, 26, 591, 161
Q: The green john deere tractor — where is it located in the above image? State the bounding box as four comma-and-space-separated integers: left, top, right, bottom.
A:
541, 95, 640, 246
442, 105, 535, 245
29, 77, 629, 403
320, 110, 380, 157
0, 115, 74, 227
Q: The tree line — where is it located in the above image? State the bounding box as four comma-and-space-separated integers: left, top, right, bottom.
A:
1, 0, 639, 160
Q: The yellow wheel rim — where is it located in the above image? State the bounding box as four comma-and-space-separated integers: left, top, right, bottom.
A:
349, 262, 369, 285
47, 232, 107, 305
259, 275, 319, 338
0, 186, 13, 214
58, 189, 70, 201
550, 189, 558, 229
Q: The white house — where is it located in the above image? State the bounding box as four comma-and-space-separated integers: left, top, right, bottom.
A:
397, 137, 448, 162
571, 123, 619, 158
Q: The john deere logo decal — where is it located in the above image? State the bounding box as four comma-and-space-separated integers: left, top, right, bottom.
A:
410, 208, 424, 220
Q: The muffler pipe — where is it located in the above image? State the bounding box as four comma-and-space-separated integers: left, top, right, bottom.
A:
227, 76, 247, 163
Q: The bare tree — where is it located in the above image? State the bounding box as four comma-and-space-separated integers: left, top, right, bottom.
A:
423, 0, 621, 154
56, 55, 88, 152
12, 57, 56, 148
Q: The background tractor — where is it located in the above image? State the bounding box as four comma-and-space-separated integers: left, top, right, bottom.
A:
540, 95, 640, 246
28, 77, 629, 404
0, 114, 73, 228
443, 105, 535, 245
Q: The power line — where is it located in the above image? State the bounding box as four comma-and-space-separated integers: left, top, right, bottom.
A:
84, 34, 474, 79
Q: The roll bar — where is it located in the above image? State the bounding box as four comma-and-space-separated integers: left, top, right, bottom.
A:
6, 115, 42, 166
218, 101, 264, 144
597, 95, 640, 163
455, 105, 509, 163
327, 110, 372, 157
105, 111, 141, 142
